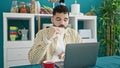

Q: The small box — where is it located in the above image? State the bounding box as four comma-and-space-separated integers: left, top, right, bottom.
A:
79, 29, 92, 39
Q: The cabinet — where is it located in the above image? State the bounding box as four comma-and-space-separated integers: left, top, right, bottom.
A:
3, 13, 35, 68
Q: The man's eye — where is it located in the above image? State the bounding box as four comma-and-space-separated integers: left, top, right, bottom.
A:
56, 18, 61, 21
64, 18, 68, 22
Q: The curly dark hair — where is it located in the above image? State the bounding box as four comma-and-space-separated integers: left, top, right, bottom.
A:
53, 5, 69, 16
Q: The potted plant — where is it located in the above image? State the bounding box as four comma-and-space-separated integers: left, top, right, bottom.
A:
97, 0, 120, 56
85, 6, 96, 16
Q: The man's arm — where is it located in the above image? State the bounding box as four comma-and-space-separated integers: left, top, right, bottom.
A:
28, 29, 51, 64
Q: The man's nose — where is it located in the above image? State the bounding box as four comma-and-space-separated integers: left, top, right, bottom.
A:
60, 20, 65, 24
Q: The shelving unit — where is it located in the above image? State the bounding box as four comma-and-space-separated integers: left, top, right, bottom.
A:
3, 13, 35, 68
69, 15, 97, 43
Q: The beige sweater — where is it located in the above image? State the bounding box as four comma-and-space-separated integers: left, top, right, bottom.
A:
28, 28, 82, 64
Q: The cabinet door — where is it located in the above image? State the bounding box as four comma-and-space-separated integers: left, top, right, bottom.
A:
7, 48, 30, 60
8, 60, 30, 67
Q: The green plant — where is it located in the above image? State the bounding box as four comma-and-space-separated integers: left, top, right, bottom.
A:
85, 6, 96, 16
98, 0, 120, 56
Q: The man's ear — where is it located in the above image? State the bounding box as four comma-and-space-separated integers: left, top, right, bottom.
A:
51, 17, 54, 24
51, 17, 53, 23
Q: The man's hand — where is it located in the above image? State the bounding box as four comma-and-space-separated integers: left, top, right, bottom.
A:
58, 52, 65, 59
47, 26, 62, 40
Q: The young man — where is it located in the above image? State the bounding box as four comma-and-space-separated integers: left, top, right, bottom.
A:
28, 5, 82, 64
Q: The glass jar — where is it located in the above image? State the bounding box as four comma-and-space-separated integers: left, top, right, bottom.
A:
26, 2, 31, 13
30, 1, 36, 13
19, 2, 28, 13
10, 0, 18, 13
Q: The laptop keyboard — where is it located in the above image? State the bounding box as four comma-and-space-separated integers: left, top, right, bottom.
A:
55, 61, 64, 68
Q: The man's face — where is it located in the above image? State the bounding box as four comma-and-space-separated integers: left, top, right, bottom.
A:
51, 12, 69, 28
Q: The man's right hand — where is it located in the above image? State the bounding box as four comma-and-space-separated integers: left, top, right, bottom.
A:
47, 26, 61, 40
58, 52, 65, 59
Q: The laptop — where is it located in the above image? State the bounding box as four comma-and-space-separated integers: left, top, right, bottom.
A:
55, 43, 99, 68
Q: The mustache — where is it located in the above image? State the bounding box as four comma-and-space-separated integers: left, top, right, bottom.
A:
58, 25, 65, 27
53, 24, 67, 29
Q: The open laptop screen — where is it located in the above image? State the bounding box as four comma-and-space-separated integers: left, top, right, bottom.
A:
55, 43, 99, 68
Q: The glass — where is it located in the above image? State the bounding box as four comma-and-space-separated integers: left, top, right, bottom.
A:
19, 2, 28, 13
10, 0, 18, 13
26, 2, 31, 13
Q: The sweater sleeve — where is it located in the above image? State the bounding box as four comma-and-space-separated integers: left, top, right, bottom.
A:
74, 30, 83, 43
69, 28, 83, 43
28, 29, 51, 64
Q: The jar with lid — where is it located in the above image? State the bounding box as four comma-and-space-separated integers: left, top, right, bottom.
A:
26, 2, 31, 13
10, 0, 18, 13
19, 2, 28, 13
